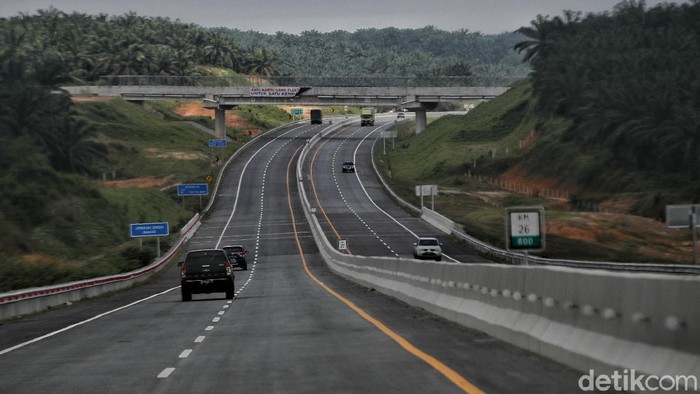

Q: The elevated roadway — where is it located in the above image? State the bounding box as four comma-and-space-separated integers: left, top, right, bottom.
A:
63, 75, 510, 135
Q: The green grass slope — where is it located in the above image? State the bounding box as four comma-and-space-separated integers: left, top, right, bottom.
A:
1, 98, 286, 291
378, 81, 694, 263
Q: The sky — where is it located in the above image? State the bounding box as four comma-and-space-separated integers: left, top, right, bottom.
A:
0, 0, 680, 35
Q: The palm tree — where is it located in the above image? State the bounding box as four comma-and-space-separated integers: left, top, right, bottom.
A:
46, 116, 107, 174
514, 14, 564, 66
245, 47, 280, 77
203, 32, 237, 68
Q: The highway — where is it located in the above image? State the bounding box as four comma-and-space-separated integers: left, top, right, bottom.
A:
0, 118, 583, 393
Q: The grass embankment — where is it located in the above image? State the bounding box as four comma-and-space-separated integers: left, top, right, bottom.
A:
377, 81, 694, 264
0, 98, 290, 291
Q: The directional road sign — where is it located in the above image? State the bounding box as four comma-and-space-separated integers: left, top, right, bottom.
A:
208, 139, 227, 148
177, 183, 209, 196
130, 222, 169, 238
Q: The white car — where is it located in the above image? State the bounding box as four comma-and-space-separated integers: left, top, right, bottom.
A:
413, 237, 443, 261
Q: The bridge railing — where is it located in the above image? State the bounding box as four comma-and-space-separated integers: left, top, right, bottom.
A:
98, 75, 525, 88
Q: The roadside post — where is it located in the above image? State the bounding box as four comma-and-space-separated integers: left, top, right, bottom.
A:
208, 138, 227, 166
177, 183, 209, 211
381, 130, 397, 154
130, 222, 169, 257
505, 206, 546, 265
291, 107, 303, 120
415, 185, 438, 210
666, 204, 700, 264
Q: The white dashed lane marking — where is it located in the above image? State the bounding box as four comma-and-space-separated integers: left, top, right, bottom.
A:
157, 368, 175, 378
158, 125, 320, 380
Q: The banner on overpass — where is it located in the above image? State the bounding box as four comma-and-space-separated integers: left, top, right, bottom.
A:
250, 87, 301, 97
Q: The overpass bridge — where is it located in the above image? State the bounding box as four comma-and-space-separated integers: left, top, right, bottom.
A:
63, 75, 512, 137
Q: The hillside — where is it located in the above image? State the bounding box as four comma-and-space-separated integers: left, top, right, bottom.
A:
377, 2, 700, 264
378, 80, 695, 264
0, 92, 290, 291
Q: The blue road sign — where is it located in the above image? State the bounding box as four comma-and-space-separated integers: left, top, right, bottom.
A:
208, 139, 228, 148
130, 222, 169, 238
177, 183, 209, 196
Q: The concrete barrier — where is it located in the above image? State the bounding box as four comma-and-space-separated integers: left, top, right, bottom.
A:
297, 124, 700, 379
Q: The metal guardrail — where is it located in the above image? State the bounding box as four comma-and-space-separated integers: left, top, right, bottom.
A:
97, 75, 526, 88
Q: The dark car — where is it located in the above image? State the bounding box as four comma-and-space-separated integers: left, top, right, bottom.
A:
223, 245, 248, 270
342, 161, 355, 173
179, 249, 235, 301
397, 112, 405, 118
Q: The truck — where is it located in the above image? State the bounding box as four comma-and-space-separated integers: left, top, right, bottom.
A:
360, 107, 375, 126
179, 249, 235, 301
310, 109, 323, 124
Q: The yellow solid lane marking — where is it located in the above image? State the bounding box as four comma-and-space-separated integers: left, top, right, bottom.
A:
286, 146, 484, 394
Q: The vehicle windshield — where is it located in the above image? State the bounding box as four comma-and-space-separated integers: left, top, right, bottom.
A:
419, 239, 438, 246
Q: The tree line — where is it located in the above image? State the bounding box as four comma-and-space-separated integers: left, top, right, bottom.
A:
226, 26, 528, 85
0, 8, 529, 85
516, 0, 700, 182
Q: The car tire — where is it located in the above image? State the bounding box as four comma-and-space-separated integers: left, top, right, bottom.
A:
436, 256, 442, 261
225, 284, 235, 300
242, 263, 247, 271
181, 285, 192, 302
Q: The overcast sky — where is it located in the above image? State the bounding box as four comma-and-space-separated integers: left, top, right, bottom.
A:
0, 0, 680, 35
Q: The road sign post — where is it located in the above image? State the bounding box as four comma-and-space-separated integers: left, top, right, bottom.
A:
506, 206, 545, 264
178, 183, 209, 211
208, 139, 227, 166
415, 185, 438, 210
130, 222, 169, 257
666, 204, 700, 264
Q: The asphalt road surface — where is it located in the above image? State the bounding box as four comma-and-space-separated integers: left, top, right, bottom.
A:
0, 118, 584, 393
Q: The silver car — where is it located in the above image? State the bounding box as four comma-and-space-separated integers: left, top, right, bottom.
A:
413, 237, 443, 261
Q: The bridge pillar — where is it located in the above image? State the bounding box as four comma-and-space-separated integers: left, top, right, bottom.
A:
415, 109, 427, 134
214, 108, 226, 139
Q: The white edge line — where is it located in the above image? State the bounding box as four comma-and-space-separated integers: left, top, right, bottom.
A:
352, 124, 460, 263
0, 286, 180, 356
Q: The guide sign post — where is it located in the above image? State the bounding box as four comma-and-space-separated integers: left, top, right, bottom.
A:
177, 183, 209, 211
505, 206, 545, 264
130, 222, 169, 257
666, 204, 700, 264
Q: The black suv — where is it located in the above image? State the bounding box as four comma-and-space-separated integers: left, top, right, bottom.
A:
342, 161, 355, 173
222, 245, 248, 270
179, 249, 235, 301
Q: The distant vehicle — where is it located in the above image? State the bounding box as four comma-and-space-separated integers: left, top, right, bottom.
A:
310, 109, 323, 124
342, 161, 355, 173
413, 237, 443, 261
179, 249, 235, 301
223, 245, 248, 270
397, 112, 405, 119
360, 107, 375, 126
